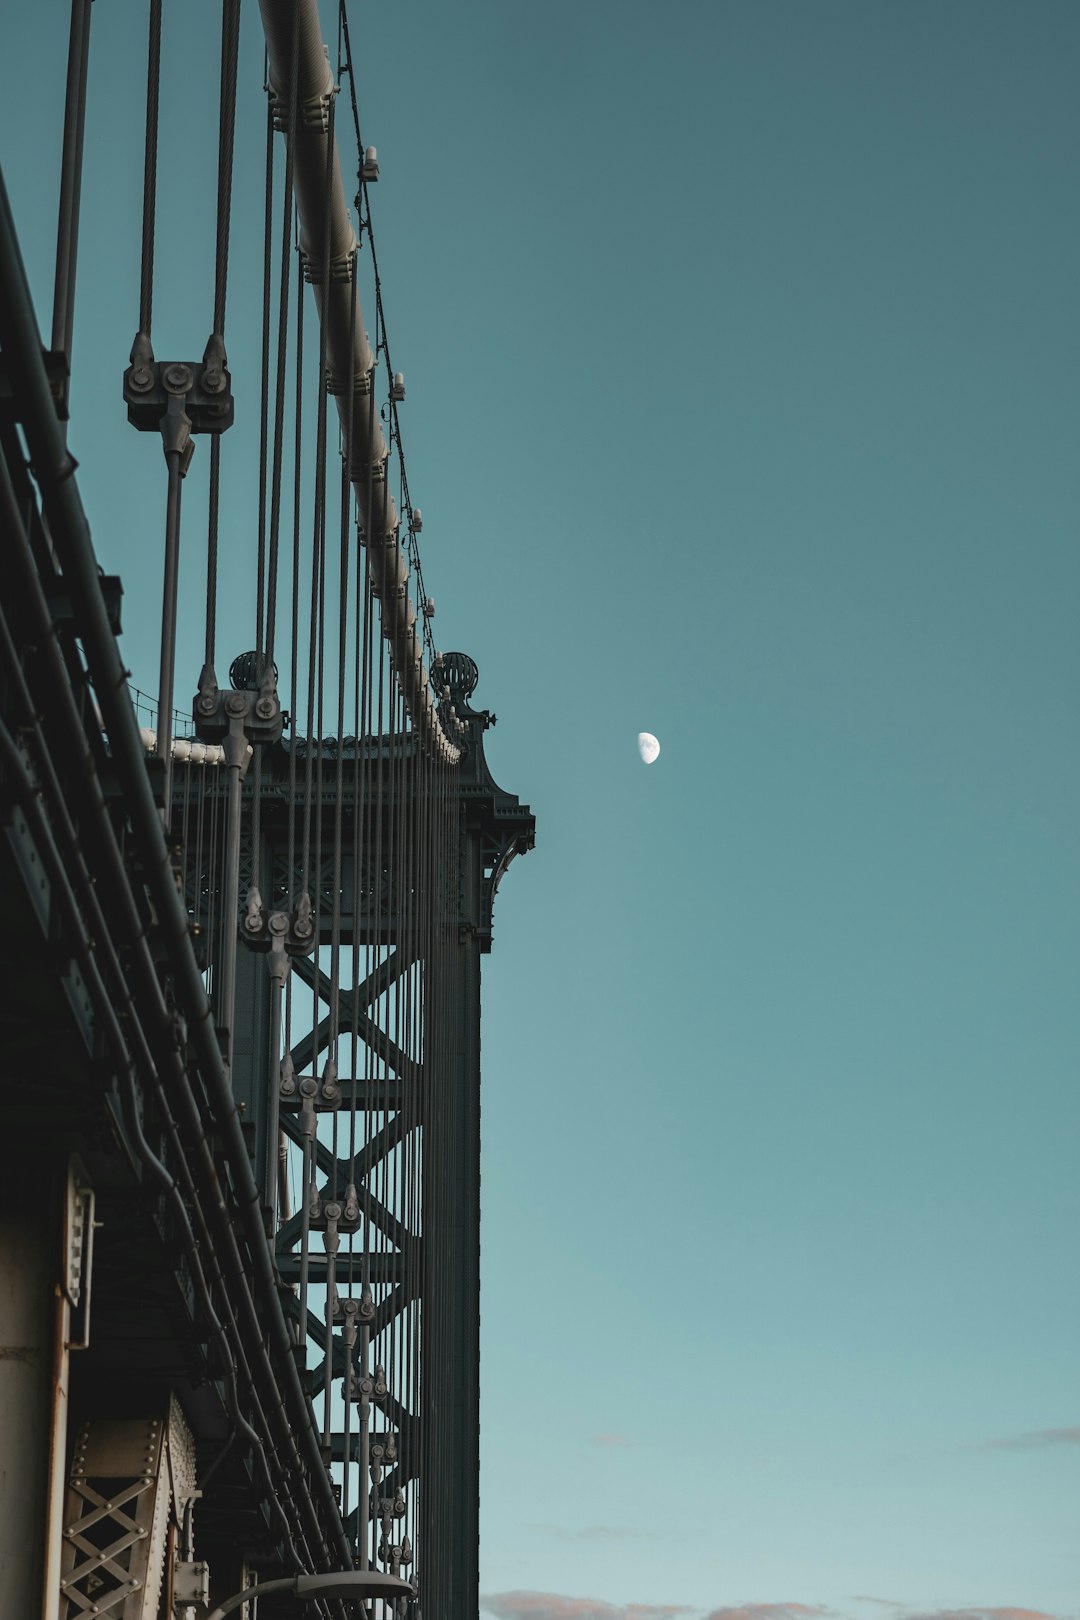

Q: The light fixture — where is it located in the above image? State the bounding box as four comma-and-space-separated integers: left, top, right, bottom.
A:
200, 1569, 414, 1620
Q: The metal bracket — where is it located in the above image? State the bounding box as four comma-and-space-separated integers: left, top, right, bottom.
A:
172, 1560, 210, 1607
240, 896, 315, 960
123, 333, 234, 436
280, 1063, 341, 1132
63, 1160, 95, 1351
194, 672, 283, 749
308, 1183, 363, 1236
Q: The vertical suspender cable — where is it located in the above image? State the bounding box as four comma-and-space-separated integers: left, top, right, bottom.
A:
204, 0, 242, 681
212, 0, 242, 339
255, 100, 274, 666
312, 89, 338, 1454
263, 0, 300, 672
332, 250, 358, 1526
138, 0, 161, 342
51, 0, 93, 380
157, 393, 190, 819
287, 247, 305, 911
284, 251, 306, 1292
134, 0, 187, 810
205, 437, 221, 676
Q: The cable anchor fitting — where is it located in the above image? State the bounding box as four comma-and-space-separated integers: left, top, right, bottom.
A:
123, 333, 234, 436
193, 652, 283, 747
240, 893, 315, 962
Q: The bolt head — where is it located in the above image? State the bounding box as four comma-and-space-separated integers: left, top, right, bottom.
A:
163, 363, 192, 393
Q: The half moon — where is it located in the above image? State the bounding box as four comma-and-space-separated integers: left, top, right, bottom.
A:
637, 732, 660, 764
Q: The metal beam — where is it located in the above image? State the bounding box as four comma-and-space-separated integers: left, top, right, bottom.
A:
274, 1251, 407, 1286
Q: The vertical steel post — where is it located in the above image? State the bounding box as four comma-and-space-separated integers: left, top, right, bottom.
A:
0, 1160, 68, 1620
421, 809, 483, 1620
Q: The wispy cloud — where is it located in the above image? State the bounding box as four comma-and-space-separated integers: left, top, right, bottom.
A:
482, 1596, 1065, 1620
591, 1433, 633, 1448
528, 1524, 655, 1543
482, 1592, 690, 1620
983, 1427, 1080, 1452
901, 1610, 1059, 1620
706, 1606, 835, 1620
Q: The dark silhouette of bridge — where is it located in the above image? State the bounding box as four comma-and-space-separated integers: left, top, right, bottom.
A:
0, 2, 534, 1615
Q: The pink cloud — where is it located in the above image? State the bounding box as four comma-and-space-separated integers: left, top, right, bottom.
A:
902, 1611, 1060, 1620
984, 1427, 1080, 1451
482, 1593, 689, 1620
707, 1607, 834, 1620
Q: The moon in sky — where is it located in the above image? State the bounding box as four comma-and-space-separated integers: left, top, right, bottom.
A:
637, 732, 660, 765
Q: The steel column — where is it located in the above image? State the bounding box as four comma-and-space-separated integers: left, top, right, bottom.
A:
0, 1160, 72, 1620
420, 819, 483, 1620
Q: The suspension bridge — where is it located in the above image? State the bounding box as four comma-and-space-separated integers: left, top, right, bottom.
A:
0, 2, 534, 1616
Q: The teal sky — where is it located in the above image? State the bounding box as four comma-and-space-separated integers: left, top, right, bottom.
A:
3, 2, 1079, 1615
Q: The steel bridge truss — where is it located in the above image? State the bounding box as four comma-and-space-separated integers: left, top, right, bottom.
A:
0, 11, 535, 1600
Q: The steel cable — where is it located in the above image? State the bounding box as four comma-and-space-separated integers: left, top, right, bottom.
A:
255, 98, 274, 664
138, 0, 162, 338
205, 0, 243, 673
263, 0, 300, 670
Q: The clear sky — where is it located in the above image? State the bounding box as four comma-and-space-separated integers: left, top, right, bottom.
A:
3, 2, 1079, 1616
